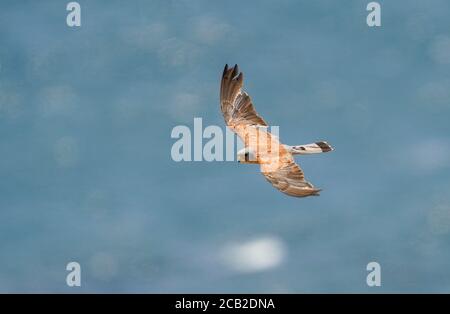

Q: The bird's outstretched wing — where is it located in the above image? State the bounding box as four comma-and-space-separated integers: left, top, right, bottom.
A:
261, 159, 321, 198
220, 64, 267, 127
220, 64, 320, 197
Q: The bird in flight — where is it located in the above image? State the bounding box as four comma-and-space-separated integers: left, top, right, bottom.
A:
220, 64, 333, 197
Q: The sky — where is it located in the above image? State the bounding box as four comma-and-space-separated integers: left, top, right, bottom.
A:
0, 0, 450, 292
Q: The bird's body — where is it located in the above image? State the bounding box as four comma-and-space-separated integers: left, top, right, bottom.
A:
220, 64, 333, 197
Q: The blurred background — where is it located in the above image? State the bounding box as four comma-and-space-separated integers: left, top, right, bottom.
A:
1, 0, 450, 292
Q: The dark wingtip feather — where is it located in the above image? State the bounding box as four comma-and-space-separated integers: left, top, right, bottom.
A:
223, 64, 228, 77
232, 64, 239, 78
316, 141, 333, 152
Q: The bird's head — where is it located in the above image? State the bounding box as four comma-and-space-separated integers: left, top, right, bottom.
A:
237, 147, 258, 164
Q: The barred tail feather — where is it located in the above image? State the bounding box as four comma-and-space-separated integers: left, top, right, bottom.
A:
288, 141, 333, 155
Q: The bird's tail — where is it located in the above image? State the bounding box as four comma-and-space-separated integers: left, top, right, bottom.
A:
287, 141, 333, 155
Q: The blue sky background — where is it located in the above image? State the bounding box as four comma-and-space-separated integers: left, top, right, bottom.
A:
1, 0, 450, 292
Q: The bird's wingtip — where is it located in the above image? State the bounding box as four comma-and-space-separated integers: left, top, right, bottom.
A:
223, 64, 228, 76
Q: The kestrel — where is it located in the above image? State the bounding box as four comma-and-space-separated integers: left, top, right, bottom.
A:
220, 64, 333, 197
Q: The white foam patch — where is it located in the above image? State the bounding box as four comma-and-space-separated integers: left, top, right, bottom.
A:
220, 236, 286, 273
